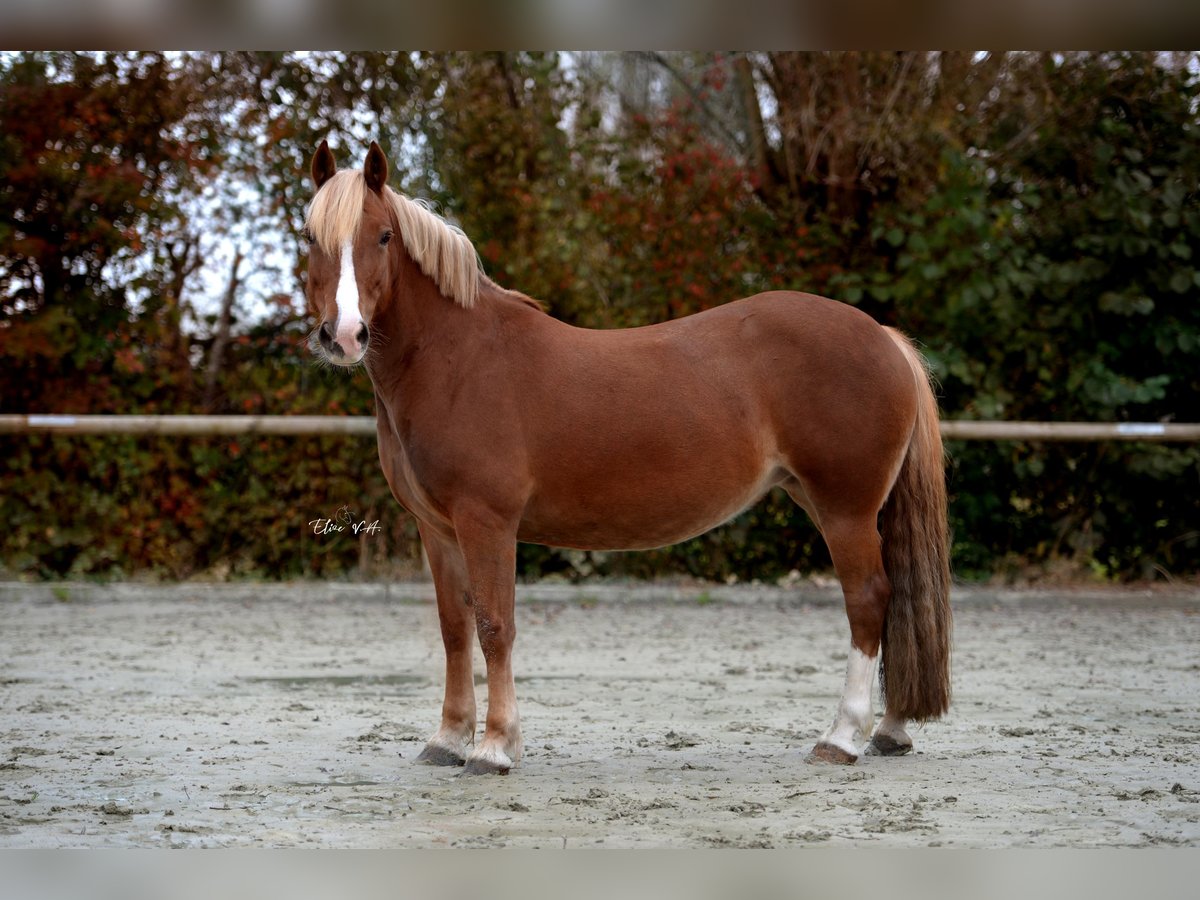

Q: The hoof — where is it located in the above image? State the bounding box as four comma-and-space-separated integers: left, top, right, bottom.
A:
415, 743, 466, 767
806, 741, 859, 765
868, 733, 913, 757
461, 756, 511, 777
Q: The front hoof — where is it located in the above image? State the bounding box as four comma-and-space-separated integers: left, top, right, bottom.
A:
806, 741, 859, 765
416, 743, 466, 767
867, 733, 913, 757
462, 756, 511, 777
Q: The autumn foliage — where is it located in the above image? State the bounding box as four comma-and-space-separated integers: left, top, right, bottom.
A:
2, 52, 1198, 582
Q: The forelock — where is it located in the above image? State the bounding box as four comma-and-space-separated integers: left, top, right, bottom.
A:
305, 169, 366, 253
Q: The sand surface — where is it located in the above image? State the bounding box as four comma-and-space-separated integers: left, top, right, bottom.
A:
2, 580, 1198, 848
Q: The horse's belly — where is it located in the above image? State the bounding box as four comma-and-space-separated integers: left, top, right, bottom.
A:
517, 465, 783, 551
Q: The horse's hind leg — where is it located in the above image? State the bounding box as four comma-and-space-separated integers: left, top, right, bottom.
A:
414, 525, 477, 767
806, 512, 890, 765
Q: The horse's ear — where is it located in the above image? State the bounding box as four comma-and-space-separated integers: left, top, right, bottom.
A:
311, 140, 336, 190
364, 141, 389, 194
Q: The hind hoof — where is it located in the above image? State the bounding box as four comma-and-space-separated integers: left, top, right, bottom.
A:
415, 743, 466, 767
868, 734, 913, 757
462, 756, 511, 777
806, 741, 858, 765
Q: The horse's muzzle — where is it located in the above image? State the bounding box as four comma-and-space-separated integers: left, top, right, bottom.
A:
318, 320, 369, 365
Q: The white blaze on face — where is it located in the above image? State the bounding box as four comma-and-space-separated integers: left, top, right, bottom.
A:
333, 238, 365, 361
819, 645, 877, 758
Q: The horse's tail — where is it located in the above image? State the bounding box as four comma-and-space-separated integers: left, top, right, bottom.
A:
879, 328, 952, 722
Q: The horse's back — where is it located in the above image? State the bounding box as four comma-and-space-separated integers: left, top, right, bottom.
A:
515, 289, 916, 463
641, 290, 917, 434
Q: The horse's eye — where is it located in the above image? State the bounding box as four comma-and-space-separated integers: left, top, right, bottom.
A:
302, 229, 316, 245
380, 230, 393, 246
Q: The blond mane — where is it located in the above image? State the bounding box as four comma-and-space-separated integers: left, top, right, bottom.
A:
305, 169, 481, 308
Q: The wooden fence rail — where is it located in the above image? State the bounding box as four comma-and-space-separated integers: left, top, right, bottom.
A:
1, 414, 1199, 442
0, 414, 377, 436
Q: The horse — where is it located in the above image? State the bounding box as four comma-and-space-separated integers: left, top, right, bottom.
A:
303, 140, 952, 776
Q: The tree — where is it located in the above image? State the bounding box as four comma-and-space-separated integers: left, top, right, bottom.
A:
2, 51, 1197, 581
0, 53, 218, 319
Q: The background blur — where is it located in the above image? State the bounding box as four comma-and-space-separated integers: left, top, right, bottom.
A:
1, 51, 1198, 584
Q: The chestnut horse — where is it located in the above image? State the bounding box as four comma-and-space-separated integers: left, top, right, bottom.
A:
304, 140, 952, 775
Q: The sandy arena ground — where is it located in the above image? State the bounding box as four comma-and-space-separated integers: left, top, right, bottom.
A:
1, 580, 1199, 848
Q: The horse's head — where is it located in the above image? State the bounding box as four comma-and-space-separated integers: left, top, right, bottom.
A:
304, 140, 396, 367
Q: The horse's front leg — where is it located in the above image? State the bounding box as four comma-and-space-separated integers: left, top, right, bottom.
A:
456, 513, 522, 776
415, 525, 477, 767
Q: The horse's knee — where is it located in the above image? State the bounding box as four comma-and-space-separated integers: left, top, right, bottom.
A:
475, 611, 515, 657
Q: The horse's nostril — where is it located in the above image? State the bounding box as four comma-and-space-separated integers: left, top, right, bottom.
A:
356, 323, 369, 347
319, 321, 334, 343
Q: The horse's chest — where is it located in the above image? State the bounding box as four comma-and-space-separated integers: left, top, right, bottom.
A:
375, 426, 453, 527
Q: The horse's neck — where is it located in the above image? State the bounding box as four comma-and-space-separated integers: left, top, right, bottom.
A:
366, 258, 496, 408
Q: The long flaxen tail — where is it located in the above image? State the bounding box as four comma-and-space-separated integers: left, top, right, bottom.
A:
879, 329, 953, 722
